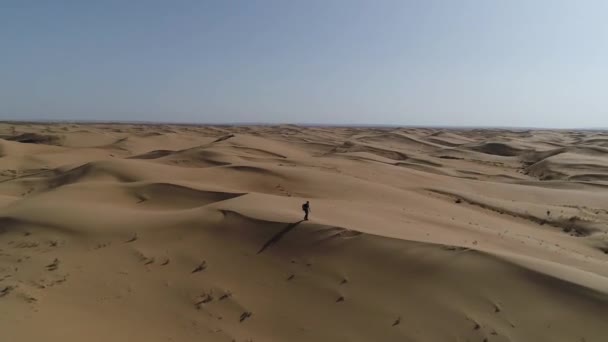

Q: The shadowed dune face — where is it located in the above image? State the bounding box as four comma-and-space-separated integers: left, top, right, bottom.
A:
0, 123, 607, 342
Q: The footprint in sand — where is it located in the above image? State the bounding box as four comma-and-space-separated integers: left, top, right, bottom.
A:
93, 242, 111, 250
46, 258, 60, 271
192, 261, 207, 273
0, 285, 15, 297
125, 234, 138, 243
219, 291, 232, 301
392, 316, 401, 326
194, 292, 214, 309
239, 311, 252, 322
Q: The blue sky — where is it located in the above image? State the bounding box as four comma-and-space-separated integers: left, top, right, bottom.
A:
1, 0, 607, 127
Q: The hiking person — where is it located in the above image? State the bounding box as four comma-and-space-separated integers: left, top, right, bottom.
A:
302, 201, 311, 221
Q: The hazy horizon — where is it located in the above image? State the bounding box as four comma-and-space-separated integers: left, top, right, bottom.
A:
4, 119, 607, 131
2, 1, 607, 128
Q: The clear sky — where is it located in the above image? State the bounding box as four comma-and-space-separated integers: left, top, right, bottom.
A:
1, 1, 607, 128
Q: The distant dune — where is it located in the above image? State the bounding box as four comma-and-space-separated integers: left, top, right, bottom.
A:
0, 123, 607, 342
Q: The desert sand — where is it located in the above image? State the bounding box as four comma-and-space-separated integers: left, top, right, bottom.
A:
0, 122, 607, 342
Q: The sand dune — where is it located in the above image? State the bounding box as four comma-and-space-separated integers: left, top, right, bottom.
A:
1, 123, 607, 342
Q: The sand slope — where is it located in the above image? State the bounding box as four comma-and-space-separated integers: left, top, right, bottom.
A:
1, 123, 607, 342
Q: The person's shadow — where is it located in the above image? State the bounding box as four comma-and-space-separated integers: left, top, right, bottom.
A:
257, 220, 304, 254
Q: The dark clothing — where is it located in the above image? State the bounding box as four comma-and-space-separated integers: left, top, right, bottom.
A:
302, 202, 310, 220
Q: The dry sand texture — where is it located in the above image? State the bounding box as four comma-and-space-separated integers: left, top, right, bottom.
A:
1, 123, 608, 342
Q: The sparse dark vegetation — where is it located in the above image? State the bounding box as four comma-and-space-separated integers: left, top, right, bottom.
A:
192, 261, 207, 273
239, 311, 252, 322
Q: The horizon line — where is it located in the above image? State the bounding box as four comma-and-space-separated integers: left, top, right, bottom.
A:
0, 119, 606, 131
